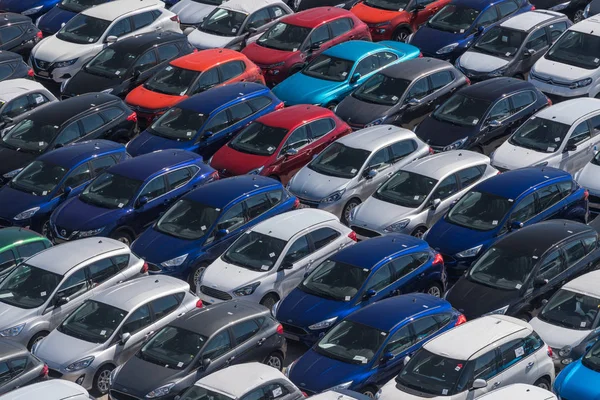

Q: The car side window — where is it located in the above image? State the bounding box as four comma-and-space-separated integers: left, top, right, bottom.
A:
0, 64, 11, 80
383, 325, 415, 356
245, 194, 272, 220
203, 331, 232, 359
310, 227, 340, 250
216, 203, 246, 232
90, 155, 117, 177
525, 28, 549, 51
242, 388, 267, 400
247, 96, 272, 112
229, 102, 254, 125
308, 118, 334, 140
390, 140, 416, 163
107, 18, 132, 38
167, 167, 194, 190
407, 77, 431, 100
133, 50, 158, 73
457, 166, 485, 188
523, 332, 543, 355
247, 8, 272, 30
204, 110, 230, 134
548, 21, 568, 41
0, 250, 16, 275
590, 115, 600, 137
220, 61, 246, 82
365, 264, 392, 292
56, 268, 90, 300
309, 24, 331, 45
151, 295, 180, 320
583, 234, 598, 252
87, 258, 119, 287
432, 174, 458, 200
0, 363, 10, 385
569, 121, 591, 145
231, 319, 260, 344
497, 338, 526, 373
132, 11, 155, 30
330, 18, 353, 37
366, 147, 392, 171
139, 176, 167, 201
562, 239, 587, 268
390, 255, 422, 279
63, 163, 92, 189
55, 122, 83, 146
488, 98, 511, 121
122, 304, 152, 334
16, 241, 47, 261
0, 26, 21, 43
282, 235, 310, 264
476, 7, 498, 28
497, 0, 518, 18
376, 51, 398, 68
412, 316, 440, 342
473, 350, 499, 381
537, 249, 564, 282
195, 67, 220, 93
355, 55, 380, 76
8, 357, 27, 377
270, 5, 288, 19
281, 125, 310, 154
29, 92, 50, 108
1, 95, 30, 118
112, 255, 130, 271
511, 192, 536, 222
101, 107, 124, 122
80, 113, 105, 135
537, 184, 562, 211
510, 91, 536, 114
430, 70, 454, 91
157, 44, 179, 62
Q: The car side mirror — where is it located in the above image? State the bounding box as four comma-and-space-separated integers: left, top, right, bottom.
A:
248, 27, 258, 34
285, 148, 299, 156
430, 198, 441, 210
1, 116, 12, 124
487, 119, 502, 128
381, 352, 394, 363
407, 98, 421, 107
363, 169, 377, 179
510, 220, 523, 231
565, 143, 577, 152
470, 378, 487, 391
279, 261, 294, 271
534, 277, 548, 288
55, 296, 70, 307
476, 25, 485, 35
363, 289, 376, 300
523, 48, 535, 57
183, 27, 195, 36
137, 196, 149, 207
203, 131, 214, 139
350, 72, 361, 83
215, 228, 229, 239
310, 42, 321, 51
133, 67, 142, 79
106, 35, 118, 44
54, 143, 64, 149
202, 358, 212, 369
120, 332, 131, 345
403, 355, 411, 366
63, 186, 72, 196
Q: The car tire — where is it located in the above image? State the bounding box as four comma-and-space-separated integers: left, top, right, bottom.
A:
188, 263, 208, 292
361, 386, 378, 398
573, 8, 585, 23
393, 27, 411, 42
93, 365, 114, 396
27, 331, 48, 351
517, 312, 531, 322
110, 230, 133, 246
411, 226, 427, 239
342, 198, 361, 225
513, 73, 525, 80
326, 102, 338, 111
260, 294, 279, 310
424, 282, 443, 298
534, 377, 551, 391
264, 351, 284, 371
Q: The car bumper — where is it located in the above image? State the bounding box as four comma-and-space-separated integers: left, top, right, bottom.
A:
528, 77, 591, 103
45, 362, 96, 391
294, 195, 345, 220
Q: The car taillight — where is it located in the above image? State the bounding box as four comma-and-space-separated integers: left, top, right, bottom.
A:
418, 52, 423, 58
302, 392, 308, 398
547, 346, 553, 358
348, 231, 357, 242
127, 111, 137, 122
428, 146, 434, 155
455, 314, 467, 326
36, 31, 43, 39
170, 15, 180, 22
141, 262, 148, 274
293, 198, 300, 209
41, 364, 49, 377
208, 171, 219, 181
432, 252, 443, 265
275, 102, 285, 110
547, 97, 552, 106
531, 5, 535, 9
196, 300, 203, 308
465, 77, 471, 85
584, 189, 589, 200
27, 68, 34, 77
276, 324, 284, 335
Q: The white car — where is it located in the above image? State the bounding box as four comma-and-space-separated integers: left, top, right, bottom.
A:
574, 150, 600, 217
530, 270, 600, 369
348, 150, 498, 239
529, 16, 600, 102
378, 316, 555, 400
0, 79, 57, 132
186, 0, 293, 50
491, 98, 600, 174
475, 384, 557, 400
0, 380, 91, 400
197, 209, 356, 308
171, 0, 226, 29
30, 0, 181, 83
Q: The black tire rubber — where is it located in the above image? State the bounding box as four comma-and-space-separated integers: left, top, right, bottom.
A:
341, 198, 361, 225
188, 263, 208, 292
361, 386, 378, 398
110, 230, 133, 246
411, 226, 427, 238
424, 282, 443, 298
393, 28, 411, 42
260, 294, 279, 310
93, 365, 114, 396
264, 351, 284, 371
27, 331, 48, 351
534, 377, 551, 391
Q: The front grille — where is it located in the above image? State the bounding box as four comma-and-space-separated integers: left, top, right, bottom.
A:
48, 369, 62, 379
33, 58, 52, 71
200, 285, 232, 300
281, 323, 308, 336
441, 253, 457, 265
110, 390, 140, 400
296, 196, 320, 208
350, 225, 380, 238
531, 74, 572, 87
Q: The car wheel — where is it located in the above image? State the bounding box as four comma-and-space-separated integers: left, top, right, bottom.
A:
188, 263, 208, 291
361, 386, 378, 398
411, 227, 427, 239
265, 352, 284, 371
94, 365, 114, 396
517, 312, 531, 322
27, 331, 48, 351
342, 198, 361, 225
424, 282, 443, 298
260, 294, 279, 310
573, 8, 585, 22
110, 230, 133, 246
393, 28, 411, 42
534, 377, 551, 391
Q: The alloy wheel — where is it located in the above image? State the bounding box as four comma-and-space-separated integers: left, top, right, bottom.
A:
267, 355, 282, 370
97, 369, 111, 393
427, 285, 442, 298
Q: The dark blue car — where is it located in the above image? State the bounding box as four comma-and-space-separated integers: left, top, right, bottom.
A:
409, 0, 533, 62
0, 0, 60, 19
36, 0, 112, 37
49, 149, 217, 246
274, 234, 447, 346
425, 167, 589, 281
131, 175, 299, 286
126, 83, 283, 158
0, 140, 127, 234
286, 294, 465, 397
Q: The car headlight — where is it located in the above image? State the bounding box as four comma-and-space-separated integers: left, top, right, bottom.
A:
247, 166, 265, 175
76, 227, 105, 238
233, 282, 260, 297
14, 207, 40, 221
66, 356, 95, 372
146, 383, 175, 399
271, 300, 280, 317
483, 305, 509, 316
161, 254, 188, 268
570, 78, 593, 89
584, 2, 590, 17
436, 42, 458, 55
0, 323, 25, 337
330, 381, 353, 391
559, 345, 572, 358
3, 168, 22, 179
383, 219, 410, 233
443, 137, 468, 151
321, 189, 346, 203
365, 117, 386, 128
60, 78, 71, 93
101, 88, 114, 94
22, 5, 43, 15
54, 58, 79, 68
308, 317, 338, 330
455, 244, 482, 258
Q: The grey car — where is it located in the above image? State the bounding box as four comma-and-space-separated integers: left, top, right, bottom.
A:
0, 79, 57, 132
0, 380, 92, 400
32, 275, 200, 396
171, 0, 226, 29
0, 341, 47, 395
335, 58, 469, 130
0, 238, 147, 350
287, 125, 430, 224
348, 150, 499, 239
109, 300, 287, 400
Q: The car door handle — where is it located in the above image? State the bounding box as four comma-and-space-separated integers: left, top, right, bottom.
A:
349, 35, 355, 39
177, 312, 185, 317
492, 382, 501, 387
226, 356, 235, 364
527, 361, 535, 368
257, 337, 266, 346
145, 330, 154, 337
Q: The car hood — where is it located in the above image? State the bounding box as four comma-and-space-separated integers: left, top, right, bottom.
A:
350, 2, 402, 23
445, 276, 517, 319
352, 197, 416, 231
125, 85, 184, 110
53, 197, 121, 231
575, 163, 600, 193
131, 228, 205, 265
492, 143, 553, 170
0, 185, 48, 220
39, 6, 76, 34
335, 95, 392, 126
0, 302, 37, 330
289, 168, 349, 201
273, 73, 344, 106
126, 130, 192, 157
529, 317, 592, 349
35, 329, 103, 367
66, 70, 121, 95
242, 43, 294, 66
113, 354, 189, 397
426, 219, 496, 256
187, 29, 234, 50
533, 58, 594, 82
210, 144, 270, 175
0, 147, 37, 176
32, 36, 97, 63
416, 116, 473, 147
277, 288, 350, 328
170, 0, 216, 24
410, 25, 467, 55
555, 362, 600, 400
458, 50, 510, 73
202, 258, 264, 293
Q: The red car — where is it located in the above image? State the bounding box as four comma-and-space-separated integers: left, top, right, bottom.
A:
210, 105, 352, 183
242, 7, 370, 87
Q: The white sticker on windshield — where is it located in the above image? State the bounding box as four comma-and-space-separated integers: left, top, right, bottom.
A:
547, 147, 554, 152
392, 96, 398, 101
363, 268, 369, 272
505, 52, 511, 57
532, 255, 538, 259
472, 118, 479, 124
268, 146, 275, 152
201, 225, 206, 231
320, 343, 335, 348
515, 347, 525, 357
353, 355, 368, 363
35, 95, 43, 104
232, 28, 236, 33
341, 72, 348, 77
381, 332, 387, 336
115, 70, 121, 75
261, 265, 269, 271
595, 58, 600, 64
180, 91, 186, 96
216, 208, 221, 211
442, 389, 449, 395
166, 66, 173, 71
118, 203, 124, 208
88, 38, 93, 42
460, 29, 465, 33
414, 195, 420, 200
292, 48, 298, 52
351, 168, 357, 174
177, 362, 184, 368
39, 142, 44, 146
269, 252, 276, 258
492, 220, 498, 225
187, 131, 193, 136
555, 137, 560, 142
508, 199, 513, 202
515, 284, 522, 289
345, 296, 351, 301
273, 388, 283, 397
42, 191, 48, 196
40, 291, 46, 296
254, 184, 259, 188
502, 36, 508, 42
581, 321, 587, 327
100, 330, 106, 336
568, 230, 573, 234
274, 8, 283, 16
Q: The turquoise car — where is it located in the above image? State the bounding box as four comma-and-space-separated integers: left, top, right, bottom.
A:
272, 40, 420, 109
554, 337, 600, 399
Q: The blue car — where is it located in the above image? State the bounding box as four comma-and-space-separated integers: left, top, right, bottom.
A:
425, 167, 589, 281
37, 0, 112, 36
132, 175, 299, 286
409, 0, 533, 62
0, 140, 127, 235
126, 82, 283, 158
272, 40, 420, 108
286, 294, 465, 397
274, 234, 447, 346
49, 149, 217, 246
554, 338, 600, 399
0, 0, 60, 19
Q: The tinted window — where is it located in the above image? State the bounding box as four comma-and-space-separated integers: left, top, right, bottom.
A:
205, 110, 229, 133
16, 241, 46, 260
203, 331, 232, 359
0, 64, 11, 80
107, 18, 132, 38
229, 102, 254, 124
511, 91, 536, 113
196, 68, 220, 92
432, 174, 458, 200
0, 363, 10, 385
365, 265, 392, 292
220, 61, 245, 82
377, 51, 398, 67
140, 176, 167, 201
248, 96, 272, 112
330, 18, 353, 37
81, 113, 105, 134
29, 93, 49, 108
457, 166, 484, 188
112, 255, 130, 271
498, 338, 526, 372
355, 55, 379, 76
283, 235, 310, 264
488, 98, 511, 120
473, 350, 499, 381
167, 167, 194, 189
407, 77, 430, 99
133, 50, 157, 72
311, 227, 340, 250
55, 122, 82, 146
0, 26, 21, 43
90, 155, 117, 176
267, 190, 283, 205
537, 184, 562, 210
310, 24, 330, 45
591, 115, 600, 136
122, 304, 152, 334
583, 234, 598, 252
366, 147, 392, 171
523, 332, 543, 355
512, 192, 536, 222
477, 7, 498, 28
538, 250, 564, 281
497, 0, 518, 18
132, 11, 155, 30
549, 21, 568, 41
231, 319, 260, 344
282, 125, 310, 153
216, 203, 245, 232
430, 70, 454, 90
156, 44, 179, 61
384, 325, 415, 356
56, 269, 90, 300
390, 140, 416, 163
390, 255, 421, 278
264, 383, 289, 399
151, 295, 180, 320
563, 239, 587, 267
101, 107, 123, 122
309, 118, 334, 139
570, 121, 591, 145
63, 162, 92, 189
245, 194, 271, 220
0, 250, 16, 274
526, 28, 549, 51
247, 8, 272, 30
1, 96, 30, 119
88, 258, 118, 286
412, 316, 440, 342
8, 358, 27, 376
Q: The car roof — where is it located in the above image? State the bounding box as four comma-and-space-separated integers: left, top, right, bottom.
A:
198, 363, 286, 398
172, 48, 247, 72
474, 384, 556, 399
460, 77, 534, 101
28, 237, 127, 275
563, 269, 600, 298
324, 40, 387, 62
382, 58, 453, 81
349, 294, 450, 332
475, 166, 570, 199
424, 315, 532, 360
331, 234, 427, 269
179, 82, 270, 114
0, 12, 32, 25
82, 0, 164, 21
108, 149, 201, 181
571, 16, 600, 37
0, 50, 21, 63
252, 209, 338, 240
109, 31, 187, 52
0, 79, 47, 102
0, 380, 89, 400
185, 175, 281, 208
0, 340, 27, 360
93, 275, 189, 311
39, 140, 124, 169
25, 93, 118, 126
0, 228, 48, 253
221, 0, 284, 14
283, 7, 352, 28
257, 105, 333, 130
534, 98, 600, 125
337, 125, 418, 152
501, 10, 564, 31
403, 150, 490, 180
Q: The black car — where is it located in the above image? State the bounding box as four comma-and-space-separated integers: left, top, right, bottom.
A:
446, 220, 600, 321
0, 13, 41, 56
61, 32, 195, 99
109, 301, 287, 400
584, 0, 600, 17
0, 92, 137, 180
415, 77, 549, 155
0, 340, 48, 395
0, 50, 31, 82
531, 0, 590, 22
335, 58, 469, 130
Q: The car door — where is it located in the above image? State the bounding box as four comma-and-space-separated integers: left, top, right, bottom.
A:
479, 97, 513, 151
132, 174, 168, 232
495, 337, 538, 387
131, 49, 159, 85
389, 253, 429, 294
77, 112, 108, 140
359, 262, 395, 306
0, 95, 31, 122
206, 102, 255, 155
305, 117, 337, 159
519, 27, 550, 74
565, 120, 595, 173
276, 234, 312, 296
277, 125, 312, 182
105, 17, 133, 40
372, 324, 416, 386
400, 76, 433, 128
190, 67, 221, 96
424, 173, 460, 226
229, 317, 265, 364
361, 146, 394, 194
557, 238, 592, 289
352, 54, 381, 89
53, 120, 84, 148
114, 304, 154, 364
61, 162, 93, 196
48, 267, 94, 329
306, 24, 332, 58
202, 202, 248, 263
309, 227, 347, 266
0, 361, 13, 394
526, 249, 566, 311
5, 357, 29, 392
200, 329, 237, 374
244, 7, 276, 45
329, 17, 356, 46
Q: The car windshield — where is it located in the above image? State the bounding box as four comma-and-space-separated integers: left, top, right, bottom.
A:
315, 320, 385, 364
299, 259, 370, 301
222, 231, 287, 271
433, 94, 490, 127
85, 47, 141, 78
229, 122, 288, 156
1, 119, 59, 153
258, 22, 311, 52
396, 349, 466, 396
428, 5, 480, 33
508, 117, 570, 153
364, 0, 409, 11
79, 172, 143, 209
58, 300, 126, 343
474, 26, 526, 57
144, 65, 200, 96
0, 264, 61, 309
538, 289, 600, 330
149, 107, 207, 141
138, 326, 207, 369
447, 191, 512, 231
179, 386, 235, 400
10, 160, 67, 196
59, 0, 106, 13
308, 143, 370, 179
56, 14, 110, 44
200, 8, 247, 36
353, 73, 410, 106
373, 171, 437, 208
156, 199, 220, 240
583, 340, 600, 372
303, 54, 354, 82
468, 246, 534, 290
546, 31, 600, 70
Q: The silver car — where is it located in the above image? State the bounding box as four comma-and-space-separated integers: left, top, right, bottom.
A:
287, 125, 431, 224
0, 238, 146, 350
32, 275, 199, 395
348, 150, 498, 239
171, 0, 225, 29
